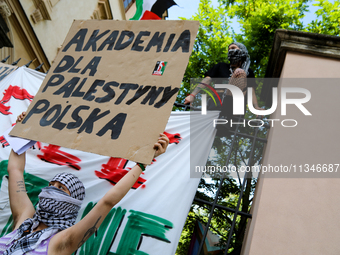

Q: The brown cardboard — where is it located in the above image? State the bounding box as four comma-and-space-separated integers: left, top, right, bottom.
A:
11, 20, 199, 164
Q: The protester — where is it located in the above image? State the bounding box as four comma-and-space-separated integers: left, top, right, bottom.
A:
184, 42, 263, 120
0, 112, 169, 255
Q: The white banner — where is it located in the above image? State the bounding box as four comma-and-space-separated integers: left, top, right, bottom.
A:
0, 66, 217, 254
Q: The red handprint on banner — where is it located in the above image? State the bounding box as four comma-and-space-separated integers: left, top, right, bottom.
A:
0, 85, 34, 115
37, 144, 81, 170
164, 131, 182, 144
95, 132, 181, 189
33, 141, 42, 150
95, 157, 146, 189
0, 136, 9, 148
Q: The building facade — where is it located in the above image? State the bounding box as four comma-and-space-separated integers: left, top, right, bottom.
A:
242, 30, 340, 255
0, 0, 126, 72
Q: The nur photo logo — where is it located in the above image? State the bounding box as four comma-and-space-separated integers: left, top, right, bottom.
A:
191, 82, 223, 113
194, 80, 312, 128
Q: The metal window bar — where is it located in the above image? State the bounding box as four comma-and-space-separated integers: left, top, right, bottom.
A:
224, 117, 262, 254
174, 102, 268, 255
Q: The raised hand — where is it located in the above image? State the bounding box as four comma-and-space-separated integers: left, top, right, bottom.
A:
153, 133, 169, 158
16, 111, 26, 123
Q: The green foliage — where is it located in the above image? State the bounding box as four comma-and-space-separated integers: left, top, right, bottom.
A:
174, 0, 232, 109
176, 118, 266, 253
175, 211, 197, 254
175, 0, 340, 254
227, 0, 308, 77
305, 0, 340, 35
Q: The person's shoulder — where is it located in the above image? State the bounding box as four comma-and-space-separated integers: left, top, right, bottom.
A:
205, 62, 222, 75
209, 62, 228, 68
216, 62, 229, 68
205, 62, 230, 78
246, 68, 257, 88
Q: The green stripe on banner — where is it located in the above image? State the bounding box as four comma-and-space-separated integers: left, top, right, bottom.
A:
0, 216, 13, 238
75, 204, 127, 255
0, 160, 49, 237
75, 205, 174, 254
130, 0, 144, 20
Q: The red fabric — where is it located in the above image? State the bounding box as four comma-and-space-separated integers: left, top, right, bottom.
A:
95, 157, 146, 189
38, 145, 81, 170
0, 85, 34, 115
164, 131, 182, 144
141, 10, 161, 20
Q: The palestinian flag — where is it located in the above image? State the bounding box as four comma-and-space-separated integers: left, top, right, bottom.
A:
130, 0, 177, 20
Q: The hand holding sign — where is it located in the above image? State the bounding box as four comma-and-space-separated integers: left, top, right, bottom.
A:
153, 133, 169, 158
10, 20, 199, 164
16, 111, 26, 123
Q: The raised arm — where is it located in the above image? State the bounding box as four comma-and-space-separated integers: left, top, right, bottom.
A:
8, 112, 35, 229
184, 76, 212, 105
50, 133, 169, 255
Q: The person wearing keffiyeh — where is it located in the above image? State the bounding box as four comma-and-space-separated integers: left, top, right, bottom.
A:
0, 112, 169, 255
184, 42, 265, 123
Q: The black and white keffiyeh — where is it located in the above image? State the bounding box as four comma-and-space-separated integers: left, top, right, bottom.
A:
228, 42, 251, 75
51, 172, 85, 201
4, 172, 85, 255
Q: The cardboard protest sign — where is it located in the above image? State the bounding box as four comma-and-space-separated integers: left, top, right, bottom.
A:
0, 66, 216, 255
0, 63, 17, 82
11, 20, 199, 164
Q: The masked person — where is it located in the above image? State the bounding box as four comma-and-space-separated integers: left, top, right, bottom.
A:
184, 42, 263, 123
0, 112, 169, 255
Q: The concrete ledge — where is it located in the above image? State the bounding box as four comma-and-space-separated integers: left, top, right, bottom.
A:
261, 29, 340, 106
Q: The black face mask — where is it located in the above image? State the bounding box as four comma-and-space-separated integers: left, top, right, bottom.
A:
228, 49, 246, 65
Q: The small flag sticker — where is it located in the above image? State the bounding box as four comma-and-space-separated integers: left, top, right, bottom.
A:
152, 61, 168, 76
